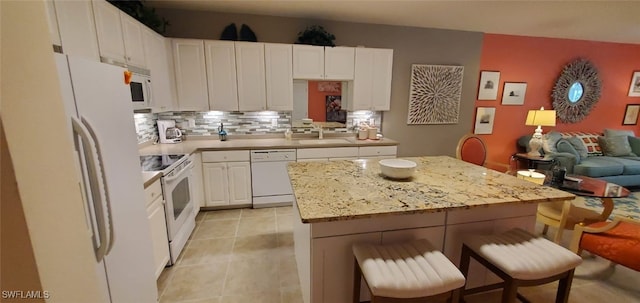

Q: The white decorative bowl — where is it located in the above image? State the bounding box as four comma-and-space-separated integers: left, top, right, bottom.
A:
301, 118, 313, 124
379, 159, 417, 179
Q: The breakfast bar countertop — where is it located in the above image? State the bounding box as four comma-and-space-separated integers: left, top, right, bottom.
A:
288, 156, 575, 223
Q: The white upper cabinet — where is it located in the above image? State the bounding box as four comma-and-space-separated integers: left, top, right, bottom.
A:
93, 0, 146, 68
142, 28, 176, 112
172, 39, 209, 111
235, 42, 266, 111
204, 41, 239, 111
293, 45, 325, 80
52, 0, 100, 60
350, 48, 393, 111
324, 47, 355, 80
265, 43, 293, 111
120, 13, 146, 67
293, 45, 355, 80
44, 1, 61, 48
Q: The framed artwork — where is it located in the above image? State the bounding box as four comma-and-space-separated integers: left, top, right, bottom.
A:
326, 95, 346, 123
477, 71, 500, 100
473, 107, 496, 134
628, 71, 640, 97
407, 64, 464, 124
622, 104, 640, 125
501, 82, 527, 105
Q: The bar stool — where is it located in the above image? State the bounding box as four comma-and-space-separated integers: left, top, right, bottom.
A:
460, 228, 583, 303
352, 239, 466, 303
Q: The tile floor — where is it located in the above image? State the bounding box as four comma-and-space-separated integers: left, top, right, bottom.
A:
158, 206, 640, 303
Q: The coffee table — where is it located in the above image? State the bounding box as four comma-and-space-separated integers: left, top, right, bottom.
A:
536, 174, 631, 243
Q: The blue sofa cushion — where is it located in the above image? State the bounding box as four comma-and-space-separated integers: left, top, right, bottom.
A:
556, 139, 581, 163
573, 157, 624, 177
604, 128, 636, 138
567, 136, 589, 159
629, 136, 640, 155
599, 136, 636, 157
605, 157, 640, 175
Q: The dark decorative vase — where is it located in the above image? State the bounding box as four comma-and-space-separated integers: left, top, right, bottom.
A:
239, 24, 257, 42
220, 23, 238, 40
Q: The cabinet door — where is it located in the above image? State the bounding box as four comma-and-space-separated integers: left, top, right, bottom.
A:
142, 29, 175, 112
147, 197, 170, 279
324, 47, 355, 80
205, 41, 238, 111
265, 43, 293, 111
227, 162, 252, 205
312, 233, 380, 303
190, 153, 205, 214
54, 0, 100, 60
92, 0, 126, 63
120, 13, 146, 68
172, 39, 209, 111
292, 45, 324, 80
351, 48, 375, 110
203, 163, 229, 206
235, 42, 266, 111
371, 49, 393, 111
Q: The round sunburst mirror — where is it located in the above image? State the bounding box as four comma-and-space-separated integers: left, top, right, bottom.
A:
552, 58, 601, 123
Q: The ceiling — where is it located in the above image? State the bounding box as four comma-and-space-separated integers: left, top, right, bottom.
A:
148, 1, 640, 44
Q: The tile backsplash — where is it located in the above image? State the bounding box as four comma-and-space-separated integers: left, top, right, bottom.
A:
135, 110, 382, 144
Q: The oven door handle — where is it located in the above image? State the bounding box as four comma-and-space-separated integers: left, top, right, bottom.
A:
163, 162, 194, 182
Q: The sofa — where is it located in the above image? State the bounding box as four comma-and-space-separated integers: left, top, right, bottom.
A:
517, 129, 640, 187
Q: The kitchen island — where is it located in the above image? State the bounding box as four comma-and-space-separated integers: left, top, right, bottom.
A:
288, 156, 575, 303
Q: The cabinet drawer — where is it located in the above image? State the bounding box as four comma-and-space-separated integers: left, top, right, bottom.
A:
144, 179, 163, 206
202, 150, 249, 162
297, 147, 358, 159
358, 146, 397, 157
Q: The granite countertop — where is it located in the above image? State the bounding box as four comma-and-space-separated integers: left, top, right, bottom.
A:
138, 136, 398, 156
288, 156, 576, 223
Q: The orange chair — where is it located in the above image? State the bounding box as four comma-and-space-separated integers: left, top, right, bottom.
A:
570, 216, 640, 271
456, 134, 511, 172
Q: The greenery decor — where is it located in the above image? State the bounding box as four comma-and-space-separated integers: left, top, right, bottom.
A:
295, 25, 335, 47
108, 0, 169, 34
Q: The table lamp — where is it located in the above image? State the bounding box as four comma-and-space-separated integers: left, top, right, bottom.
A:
525, 107, 556, 157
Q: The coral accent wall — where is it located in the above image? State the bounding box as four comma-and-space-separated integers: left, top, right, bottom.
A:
308, 81, 342, 122
476, 34, 640, 167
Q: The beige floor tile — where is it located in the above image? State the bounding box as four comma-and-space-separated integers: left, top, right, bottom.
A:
232, 234, 278, 259
277, 215, 293, 233
195, 211, 206, 223
161, 263, 228, 302
241, 207, 276, 218
178, 238, 235, 266
177, 298, 222, 303
157, 265, 178, 297
223, 257, 280, 295
281, 286, 303, 303
192, 219, 238, 239
220, 292, 281, 303
203, 209, 242, 221
275, 206, 293, 216
236, 216, 277, 236
277, 233, 294, 248
279, 256, 300, 288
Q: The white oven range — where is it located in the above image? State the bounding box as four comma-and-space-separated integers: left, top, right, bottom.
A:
140, 154, 195, 265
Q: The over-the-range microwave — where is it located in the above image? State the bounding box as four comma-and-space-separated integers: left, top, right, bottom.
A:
130, 71, 152, 110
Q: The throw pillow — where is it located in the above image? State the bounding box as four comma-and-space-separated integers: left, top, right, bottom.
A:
629, 136, 640, 156
604, 128, 636, 138
556, 139, 581, 163
541, 131, 562, 153
599, 135, 636, 157
567, 136, 589, 159
563, 132, 603, 156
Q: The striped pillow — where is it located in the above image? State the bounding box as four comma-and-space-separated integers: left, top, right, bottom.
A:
560, 132, 603, 156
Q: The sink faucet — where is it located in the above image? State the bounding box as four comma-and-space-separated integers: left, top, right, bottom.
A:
315, 124, 323, 139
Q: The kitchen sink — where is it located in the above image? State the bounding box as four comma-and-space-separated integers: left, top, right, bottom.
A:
298, 138, 351, 145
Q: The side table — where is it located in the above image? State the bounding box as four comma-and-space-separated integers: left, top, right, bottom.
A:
512, 153, 555, 171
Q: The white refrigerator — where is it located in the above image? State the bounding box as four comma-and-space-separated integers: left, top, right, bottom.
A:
55, 54, 158, 303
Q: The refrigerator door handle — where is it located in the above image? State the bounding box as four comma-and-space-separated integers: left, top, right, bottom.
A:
71, 116, 109, 261
145, 78, 153, 107
81, 116, 116, 254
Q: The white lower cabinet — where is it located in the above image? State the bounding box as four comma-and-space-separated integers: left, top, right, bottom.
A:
190, 153, 204, 214
297, 147, 358, 162
202, 151, 252, 207
358, 146, 397, 159
144, 179, 170, 279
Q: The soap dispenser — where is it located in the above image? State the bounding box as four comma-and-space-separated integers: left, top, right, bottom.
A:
218, 123, 228, 141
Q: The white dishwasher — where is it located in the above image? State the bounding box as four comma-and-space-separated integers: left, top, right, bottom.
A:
250, 149, 297, 208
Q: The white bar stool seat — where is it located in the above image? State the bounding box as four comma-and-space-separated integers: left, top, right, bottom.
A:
460, 228, 583, 303
353, 239, 465, 303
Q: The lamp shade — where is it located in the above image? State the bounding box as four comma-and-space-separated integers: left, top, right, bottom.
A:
525, 109, 556, 126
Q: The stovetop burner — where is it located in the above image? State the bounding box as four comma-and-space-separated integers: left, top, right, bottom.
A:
140, 154, 186, 172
